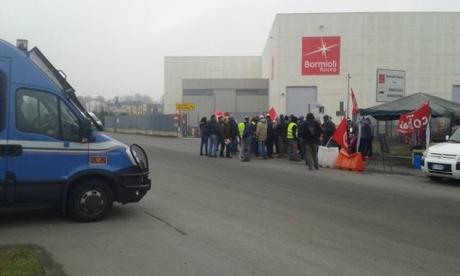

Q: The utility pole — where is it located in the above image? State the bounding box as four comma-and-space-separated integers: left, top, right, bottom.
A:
346, 73, 351, 119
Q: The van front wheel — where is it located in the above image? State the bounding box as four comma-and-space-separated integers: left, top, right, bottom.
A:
68, 180, 113, 222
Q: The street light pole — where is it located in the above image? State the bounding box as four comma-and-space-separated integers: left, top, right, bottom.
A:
346, 73, 351, 119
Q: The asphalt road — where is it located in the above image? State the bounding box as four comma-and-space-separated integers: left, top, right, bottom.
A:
1, 133, 460, 276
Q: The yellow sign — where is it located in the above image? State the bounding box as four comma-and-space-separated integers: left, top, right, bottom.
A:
176, 103, 195, 111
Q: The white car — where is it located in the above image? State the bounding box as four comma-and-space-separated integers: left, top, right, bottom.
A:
422, 128, 460, 181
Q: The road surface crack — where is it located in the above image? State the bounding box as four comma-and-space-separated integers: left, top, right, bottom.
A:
144, 211, 187, 236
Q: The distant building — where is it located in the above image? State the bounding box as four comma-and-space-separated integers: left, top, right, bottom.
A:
117, 101, 149, 115
164, 12, 460, 125
86, 98, 107, 114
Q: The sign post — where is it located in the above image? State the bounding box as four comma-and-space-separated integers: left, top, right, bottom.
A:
176, 103, 196, 112
176, 103, 195, 137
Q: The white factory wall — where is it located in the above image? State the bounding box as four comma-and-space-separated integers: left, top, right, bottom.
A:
263, 12, 460, 119
164, 56, 262, 114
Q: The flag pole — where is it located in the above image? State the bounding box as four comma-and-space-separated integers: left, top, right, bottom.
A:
346, 73, 351, 119
346, 73, 351, 152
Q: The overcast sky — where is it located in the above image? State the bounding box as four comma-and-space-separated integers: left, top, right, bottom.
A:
0, 0, 458, 100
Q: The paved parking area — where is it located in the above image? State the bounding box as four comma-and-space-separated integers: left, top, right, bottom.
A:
1, 133, 460, 276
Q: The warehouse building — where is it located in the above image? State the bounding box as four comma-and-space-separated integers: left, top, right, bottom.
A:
164, 12, 460, 126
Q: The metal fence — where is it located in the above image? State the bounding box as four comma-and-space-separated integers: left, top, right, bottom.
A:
104, 114, 177, 133
104, 112, 274, 137
187, 112, 262, 128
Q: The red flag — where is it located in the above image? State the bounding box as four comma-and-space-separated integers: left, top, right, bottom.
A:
267, 107, 278, 121
350, 88, 359, 116
332, 118, 349, 150
397, 101, 430, 134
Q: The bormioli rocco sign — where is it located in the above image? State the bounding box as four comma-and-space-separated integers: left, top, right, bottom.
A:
301, 36, 341, 75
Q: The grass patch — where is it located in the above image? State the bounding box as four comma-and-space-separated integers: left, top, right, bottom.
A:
0, 247, 45, 276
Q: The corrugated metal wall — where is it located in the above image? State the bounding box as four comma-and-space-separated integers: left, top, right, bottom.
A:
104, 115, 176, 132
181, 79, 270, 127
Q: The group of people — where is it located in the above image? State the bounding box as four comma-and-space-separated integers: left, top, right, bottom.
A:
199, 113, 343, 170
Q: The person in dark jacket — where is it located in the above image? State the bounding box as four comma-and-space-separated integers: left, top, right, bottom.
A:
220, 117, 232, 158
228, 115, 238, 154
240, 116, 252, 162
207, 115, 220, 157
275, 114, 287, 158
358, 117, 372, 157
322, 115, 336, 146
273, 117, 280, 155
199, 117, 208, 156
301, 113, 323, 170
250, 116, 259, 157
297, 116, 305, 160
217, 116, 224, 154
365, 117, 374, 157
265, 115, 274, 158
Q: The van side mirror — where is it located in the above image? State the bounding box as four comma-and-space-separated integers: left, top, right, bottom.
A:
95, 120, 104, 131
80, 117, 92, 142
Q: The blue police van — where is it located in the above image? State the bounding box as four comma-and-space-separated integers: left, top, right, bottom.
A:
0, 39, 151, 221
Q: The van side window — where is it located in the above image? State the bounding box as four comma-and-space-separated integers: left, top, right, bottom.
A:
59, 100, 80, 141
17, 89, 59, 138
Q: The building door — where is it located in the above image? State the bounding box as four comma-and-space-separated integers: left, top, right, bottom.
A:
236, 90, 268, 115
214, 90, 236, 113
286, 86, 317, 116
453, 85, 460, 103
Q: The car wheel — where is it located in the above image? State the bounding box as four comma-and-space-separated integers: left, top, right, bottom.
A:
68, 180, 113, 222
428, 176, 443, 181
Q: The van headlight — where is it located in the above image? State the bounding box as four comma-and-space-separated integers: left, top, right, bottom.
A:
130, 144, 149, 171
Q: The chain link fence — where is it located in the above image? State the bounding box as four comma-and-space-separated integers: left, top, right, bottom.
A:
104, 114, 179, 137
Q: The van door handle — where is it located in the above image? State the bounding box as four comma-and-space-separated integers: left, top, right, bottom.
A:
7, 145, 23, 156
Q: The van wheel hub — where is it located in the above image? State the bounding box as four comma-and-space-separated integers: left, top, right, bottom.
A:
80, 190, 104, 213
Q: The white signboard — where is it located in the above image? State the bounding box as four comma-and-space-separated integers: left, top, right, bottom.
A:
376, 69, 405, 102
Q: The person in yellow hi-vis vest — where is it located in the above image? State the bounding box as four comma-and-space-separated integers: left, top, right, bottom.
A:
287, 116, 299, 161
238, 120, 245, 146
